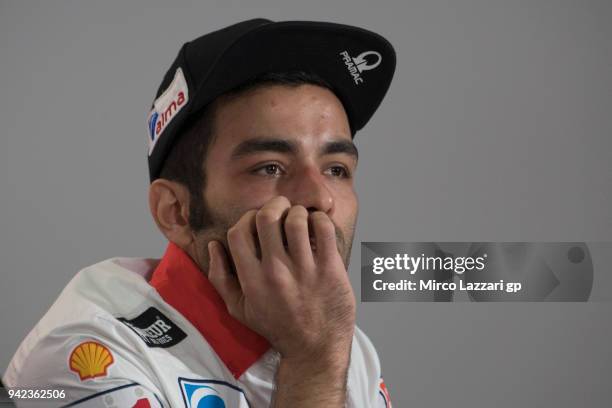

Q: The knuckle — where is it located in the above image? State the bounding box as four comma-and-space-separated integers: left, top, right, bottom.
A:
236, 209, 257, 228
310, 210, 329, 222
226, 304, 239, 319
291, 204, 308, 216
284, 214, 306, 232
226, 226, 241, 242
244, 208, 258, 219
256, 209, 280, 226
262, 259, 290, 280
312, 212, 334, 233
273, 195, 291, 207
266, 270, 290, 289
284, 223, 302, 238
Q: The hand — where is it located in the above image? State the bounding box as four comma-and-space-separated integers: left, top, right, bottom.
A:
207, 196, 356, 363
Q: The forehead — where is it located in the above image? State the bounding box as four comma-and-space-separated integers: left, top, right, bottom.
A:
209, 83, 352, 150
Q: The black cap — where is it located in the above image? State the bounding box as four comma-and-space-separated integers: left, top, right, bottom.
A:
146, 18, 396, 182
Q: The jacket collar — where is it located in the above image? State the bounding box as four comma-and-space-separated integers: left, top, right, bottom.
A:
149, 242, 270, 379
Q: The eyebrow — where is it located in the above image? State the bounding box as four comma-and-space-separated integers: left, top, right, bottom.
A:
230, 137, 359, 160
231, 138, 297, 159
321, 140, 359, 160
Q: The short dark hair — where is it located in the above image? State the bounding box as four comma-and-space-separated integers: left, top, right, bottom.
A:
158, 71, 334, 232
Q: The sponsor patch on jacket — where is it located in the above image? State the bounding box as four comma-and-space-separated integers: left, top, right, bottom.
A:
178, 378, 249, 408
118, 307, 187, 348
69, 341, 114, 381
68, 382, 163, 407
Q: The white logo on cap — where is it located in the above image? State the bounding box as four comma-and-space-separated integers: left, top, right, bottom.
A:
146, 67, 189, 155
339, 50, 382, 85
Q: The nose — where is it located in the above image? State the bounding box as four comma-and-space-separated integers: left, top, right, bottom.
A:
284, 166, 334, 214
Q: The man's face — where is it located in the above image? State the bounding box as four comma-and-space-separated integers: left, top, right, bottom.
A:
191, 83, 358, 270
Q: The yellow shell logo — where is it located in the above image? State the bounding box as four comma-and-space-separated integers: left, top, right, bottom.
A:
69, 341, 114, 381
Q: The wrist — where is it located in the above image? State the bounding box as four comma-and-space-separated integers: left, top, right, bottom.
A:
273, 349, 350, 407
279, 337, 353, 383
282, 331, 353, 368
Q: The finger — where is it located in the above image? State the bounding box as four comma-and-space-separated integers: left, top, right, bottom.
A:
207, 241, 243, 318
284, 205, 315, 268
310, 211, 340, 265
255, 196, 291, 262
227, 209, 259, 275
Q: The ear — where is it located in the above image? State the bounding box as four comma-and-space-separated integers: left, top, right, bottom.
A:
148, 179, 194, 248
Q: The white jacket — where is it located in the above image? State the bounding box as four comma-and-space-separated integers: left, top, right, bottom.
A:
3, 243, 392, 408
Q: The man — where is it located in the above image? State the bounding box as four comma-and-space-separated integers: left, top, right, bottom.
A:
3, 18, 395, 407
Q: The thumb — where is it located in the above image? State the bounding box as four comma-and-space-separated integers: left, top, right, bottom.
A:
207, 241, 243, 318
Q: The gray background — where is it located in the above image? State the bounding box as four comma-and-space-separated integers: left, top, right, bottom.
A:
1, 0, 610, 406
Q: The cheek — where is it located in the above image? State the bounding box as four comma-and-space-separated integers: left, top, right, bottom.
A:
333, 187, 358, 224
205, 176, 279, 215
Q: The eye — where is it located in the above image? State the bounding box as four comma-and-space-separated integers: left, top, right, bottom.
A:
253, 163, 285, 177
325, 165, 351, 178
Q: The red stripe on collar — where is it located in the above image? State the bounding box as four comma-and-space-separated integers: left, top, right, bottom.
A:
149, 242, 270, 379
